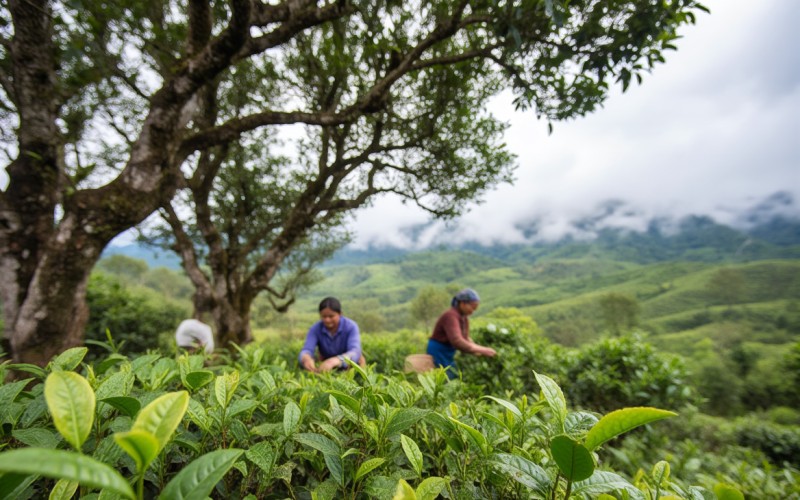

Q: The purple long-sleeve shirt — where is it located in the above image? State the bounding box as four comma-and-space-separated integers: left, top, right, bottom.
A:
298, 316, 362, 366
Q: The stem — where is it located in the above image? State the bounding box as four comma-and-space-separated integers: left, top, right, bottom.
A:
136, 473, 145, 500
564, 478, 572, 499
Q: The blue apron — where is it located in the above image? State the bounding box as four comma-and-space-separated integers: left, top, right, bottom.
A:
426, 338, 458, 379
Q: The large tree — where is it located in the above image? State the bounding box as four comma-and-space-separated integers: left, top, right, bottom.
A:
0, 0, 707, 364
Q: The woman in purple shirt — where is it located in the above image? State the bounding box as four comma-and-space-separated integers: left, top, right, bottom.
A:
299, 297, 364, 372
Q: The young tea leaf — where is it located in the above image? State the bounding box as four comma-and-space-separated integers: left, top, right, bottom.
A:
44, 371, 96, 451
416, 477, 447, 500
400, 435, 423, 477
113, 429, 160, 473
99, 397, 141, 418
49, 478, 79, 500
534, 372, 567, 431
584, 407, 677, 451
355, 457, 386, 482
50, 347, 88, 372
283, 401, 301, 437
0, 448, 134, 499
571, 471, 640, 498
392, 479, 416, 500
129, 391, 189, 455
550, 435, 594, 482
157, 449, 244, 500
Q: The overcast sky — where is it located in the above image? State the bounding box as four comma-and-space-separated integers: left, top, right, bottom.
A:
349, 0, 800, 249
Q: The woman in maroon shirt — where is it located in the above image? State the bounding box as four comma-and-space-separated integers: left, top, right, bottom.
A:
426, 288, 497, 378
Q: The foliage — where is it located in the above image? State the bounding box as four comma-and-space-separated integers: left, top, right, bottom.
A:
409, 286, 451, 331
0, 346, 753, 499
563, 335, 696, 413
85, 272, 189, 357
598, 292, 640, 336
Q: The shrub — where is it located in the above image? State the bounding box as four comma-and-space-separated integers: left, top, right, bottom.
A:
564, 334, 696, 412
85, 272, 189, 357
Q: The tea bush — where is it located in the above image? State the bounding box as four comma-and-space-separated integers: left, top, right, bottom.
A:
0, 346, 758, 499
563, 334, 697, 412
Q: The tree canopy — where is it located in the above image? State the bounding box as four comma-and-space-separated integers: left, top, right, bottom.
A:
0, 0, 708, 364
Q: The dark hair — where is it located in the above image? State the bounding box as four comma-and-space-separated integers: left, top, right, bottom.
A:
318, 296, 342, 313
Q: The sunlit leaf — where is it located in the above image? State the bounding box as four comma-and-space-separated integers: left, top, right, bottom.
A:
44, 372, 95, 451
584, 407, 676, 451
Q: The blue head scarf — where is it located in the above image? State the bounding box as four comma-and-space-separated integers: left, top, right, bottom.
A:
451, 288, 480, 307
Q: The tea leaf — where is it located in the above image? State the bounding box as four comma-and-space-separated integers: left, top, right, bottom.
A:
245, 442, 275, 476
50, 348, 88, 372
416, 477, 447, 500
713, 483, 745, 500
324, 453, 344, 487
534, 372, 567, 431
158, 448, 244, 500
386, 408, 430, 437
490, 452, 550, 497
550, 435, 594, 482
584, 407, 677, 451
483, 395, 522, 418
114, 429, 159, 472
49, 479, 79, 500
355, 457, 386, 482
0, 448, 134, 499
284, 401, 301, 436
572, 471, 641, 498
400, 434, 423, 476
392, 479, 416, 500
44, 371, 96, 451
184, 371, 214, 391
449, 416, 489, 456
12, 428, 59, 449
130, 391, 189, 454
99, 397, 141, 418
294, 432, 340, 456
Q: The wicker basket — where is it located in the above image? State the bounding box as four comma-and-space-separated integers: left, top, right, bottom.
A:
404, 354, 434, 373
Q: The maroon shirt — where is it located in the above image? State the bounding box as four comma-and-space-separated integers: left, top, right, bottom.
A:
430, 307, 476, 353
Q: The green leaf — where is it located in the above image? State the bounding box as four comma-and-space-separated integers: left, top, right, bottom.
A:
534, 372, 567, 430
157, 449, 244, 500
12, 428, 59, 449
50, 347, 88, 372
183, 371, 214, 391
129, 391, 189, 454
44, 371, 96, 451
572, 471, 641, 498
113, 430, 159, 473
416, 477, 447, 500
393, 479, 416, 500
483, 395, 522, 418
550, 435, 594, 482
0, 448, 134, 499
584, 407, 677, 451
327, 390, 361, 414
4, 364, 46, 379
449, 416, 489, 456
214, 371, 239, 408
713, 483, 744, 500
324, 453, 344, 487
400, 434, 423, 476
283, 401, 301, 437
355, 457, 385, 482
99, 397, 141, 418
245, 442, 275, 476
490, 453, 550, 497
385, 408, 430, 437
294, 433, 340, 456
0, 472, 38, 500
49, 479, 79, 500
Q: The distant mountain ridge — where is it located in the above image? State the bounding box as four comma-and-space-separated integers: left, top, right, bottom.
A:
104, 212, 800, 270
328, 213, 800, 266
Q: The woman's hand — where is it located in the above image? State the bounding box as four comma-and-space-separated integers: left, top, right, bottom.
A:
479, 346, 497, 357
301, 354, 318, 372
317, 356, 343, 372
